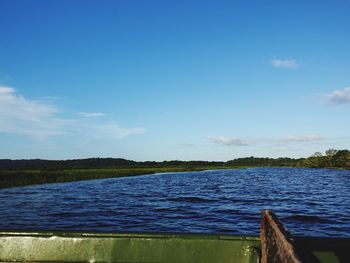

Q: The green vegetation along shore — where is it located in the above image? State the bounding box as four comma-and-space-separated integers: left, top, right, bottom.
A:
0, 148, 349, 189
0, 166, 242, 189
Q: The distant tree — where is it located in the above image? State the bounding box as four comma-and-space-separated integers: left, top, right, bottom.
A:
332, 150, 350, 168
312, 152, 323, 157
302, 152, 325, 168
325, 148, 338, 167
325, 148, 338, 157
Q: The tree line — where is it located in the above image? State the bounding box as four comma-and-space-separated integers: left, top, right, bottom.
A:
298, 149, 350, 168
0, 149, 349, 170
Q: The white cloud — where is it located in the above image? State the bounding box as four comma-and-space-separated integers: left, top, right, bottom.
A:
0, 86, 15, 95
270, 59, 298, 68
323, 87, 350, 105
0, 86, 67, 139
0, 86, 146, 140
286, 134, 324, 142
208, 134, 325, 147
209, 136, 248, 146
79, 112, 105, 118
93, 123, 146, 139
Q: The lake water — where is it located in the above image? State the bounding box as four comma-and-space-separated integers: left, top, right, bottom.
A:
0, 168, 349, 237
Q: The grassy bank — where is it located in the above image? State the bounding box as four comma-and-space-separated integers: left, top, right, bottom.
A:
0, 166, 242, 189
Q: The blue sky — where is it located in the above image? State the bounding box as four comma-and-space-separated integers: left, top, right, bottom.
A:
0, 0, 349, 161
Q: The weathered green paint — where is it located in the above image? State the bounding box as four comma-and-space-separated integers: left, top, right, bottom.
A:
0, 231, 348, 263
0, 231, 260, 263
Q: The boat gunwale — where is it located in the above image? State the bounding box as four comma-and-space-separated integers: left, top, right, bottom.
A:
0, 229, 261, 241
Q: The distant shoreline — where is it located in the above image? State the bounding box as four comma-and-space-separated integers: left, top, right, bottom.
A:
0, 166, 245, 189
1, 148, 349, 189
1, 165, 348, 190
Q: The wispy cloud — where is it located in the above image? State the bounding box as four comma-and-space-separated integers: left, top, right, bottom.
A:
323, 87, 350, 105
270, 59, 298, 68
208, 136, 248, 146
93, 123, 146, 139
208, 134, 324, 147
0, 86, 146, 140
0, 86, 68, 139
285, 134, 324, 142
79, 112, 105, 118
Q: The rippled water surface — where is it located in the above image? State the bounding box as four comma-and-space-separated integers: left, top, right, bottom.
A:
0, 168, 349, 237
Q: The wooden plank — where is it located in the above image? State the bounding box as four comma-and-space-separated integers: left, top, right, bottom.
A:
260, 210, 310, 263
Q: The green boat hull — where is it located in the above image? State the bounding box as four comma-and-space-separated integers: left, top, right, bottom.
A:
0, 231, 348, 262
